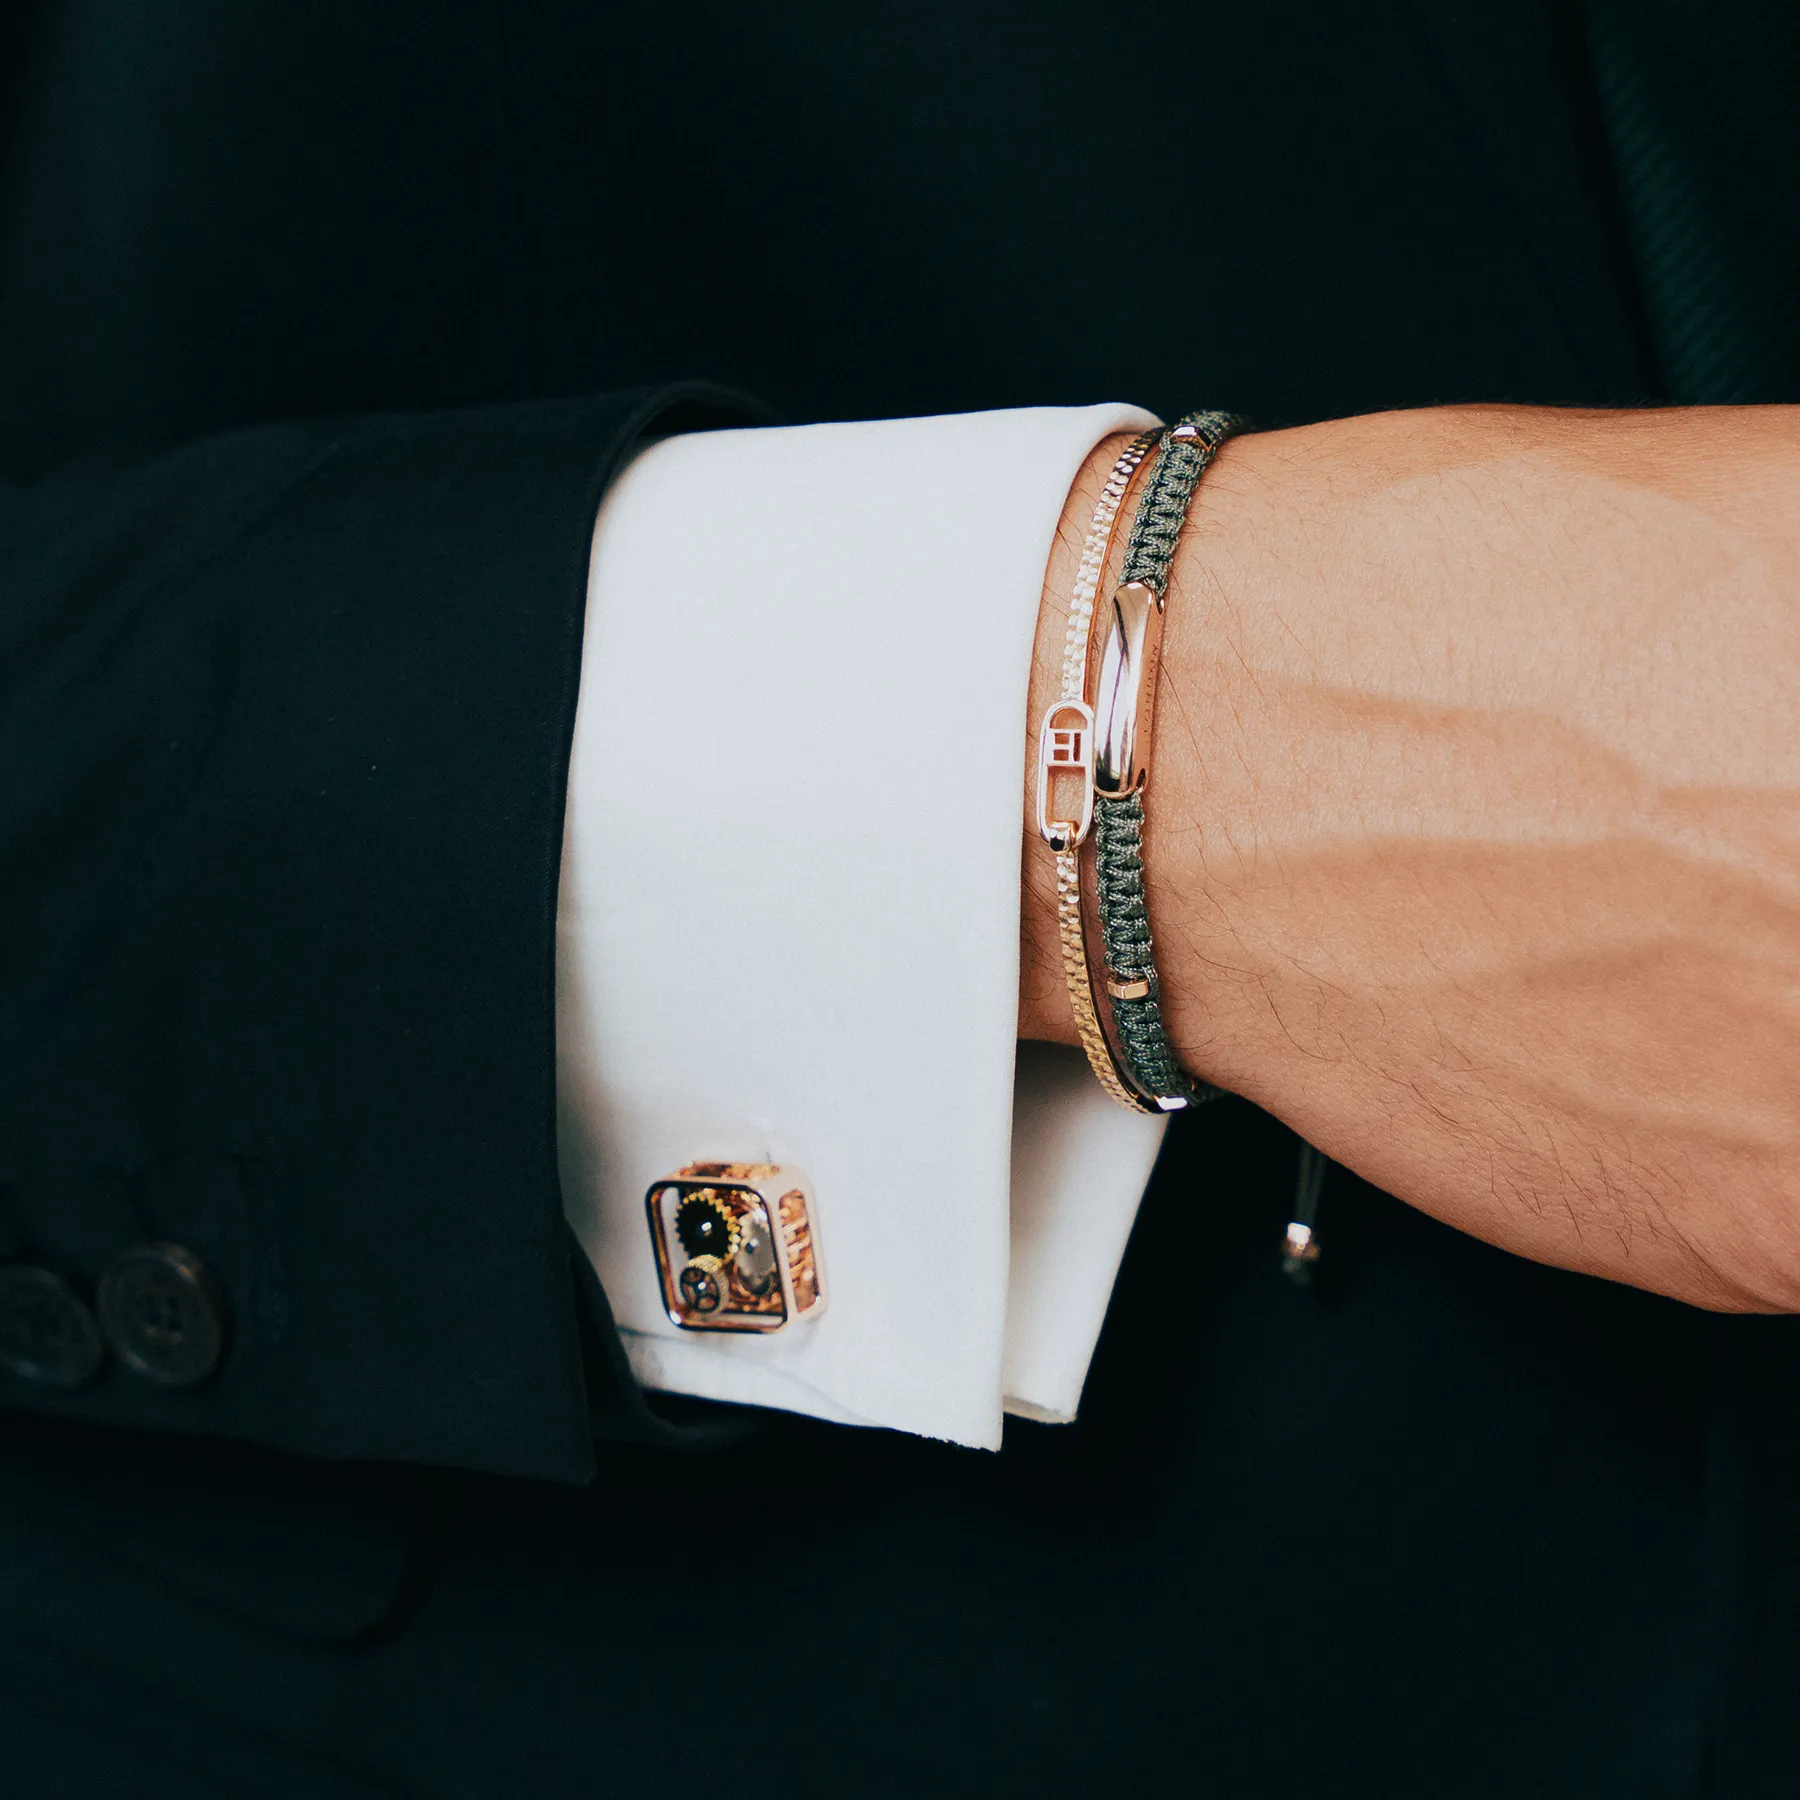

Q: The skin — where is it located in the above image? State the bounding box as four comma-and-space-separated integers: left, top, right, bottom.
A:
1020, 405, 1800, 1313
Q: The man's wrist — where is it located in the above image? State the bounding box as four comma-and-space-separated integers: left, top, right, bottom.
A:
1029, 402, 1800, 1314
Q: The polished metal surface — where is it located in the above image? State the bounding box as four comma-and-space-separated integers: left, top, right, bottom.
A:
1092, 579, 1163, 799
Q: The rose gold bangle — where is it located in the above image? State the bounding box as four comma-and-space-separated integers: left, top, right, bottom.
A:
1034, 430, 1163, 1114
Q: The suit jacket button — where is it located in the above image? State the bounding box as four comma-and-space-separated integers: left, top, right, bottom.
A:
98, 1244, 226, 1386
0, 1264, 105, 1388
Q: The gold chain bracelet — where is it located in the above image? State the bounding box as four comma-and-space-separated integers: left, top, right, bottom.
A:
1035, 429, 1162, 1114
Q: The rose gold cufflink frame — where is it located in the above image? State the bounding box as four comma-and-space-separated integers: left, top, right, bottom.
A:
645, 1162, 826, 1333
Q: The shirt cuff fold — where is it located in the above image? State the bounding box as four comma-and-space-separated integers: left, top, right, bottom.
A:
557, 404, 1162, 1449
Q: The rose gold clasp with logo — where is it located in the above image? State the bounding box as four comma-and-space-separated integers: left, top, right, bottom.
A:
1036, 698, 1095, 853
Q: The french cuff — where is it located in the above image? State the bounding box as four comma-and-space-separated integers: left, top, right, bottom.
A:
556, 405, 1165, 1450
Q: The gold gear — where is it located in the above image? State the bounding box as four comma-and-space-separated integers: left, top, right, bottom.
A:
674, 1188, 742, 1262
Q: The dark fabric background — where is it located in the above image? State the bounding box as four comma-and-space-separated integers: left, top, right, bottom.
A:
0, 2, 1795, 1795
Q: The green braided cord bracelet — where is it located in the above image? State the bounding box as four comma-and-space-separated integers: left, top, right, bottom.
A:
1086, 408, 1332, 1281
1092, 409, 1241, 1110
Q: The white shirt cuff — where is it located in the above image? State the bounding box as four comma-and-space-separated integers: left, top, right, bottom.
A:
556, 405, 1164, 1450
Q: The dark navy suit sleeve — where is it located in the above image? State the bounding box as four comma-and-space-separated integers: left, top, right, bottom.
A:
0, 386, 751, 1482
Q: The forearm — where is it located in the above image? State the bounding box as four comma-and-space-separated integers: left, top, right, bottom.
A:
1023, 404, 1800, 1312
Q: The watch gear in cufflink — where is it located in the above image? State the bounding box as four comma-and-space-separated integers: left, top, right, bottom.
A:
646, 1163, 825, 1332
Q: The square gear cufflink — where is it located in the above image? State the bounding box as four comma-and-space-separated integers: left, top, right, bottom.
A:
646, 1162, 825, 1333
